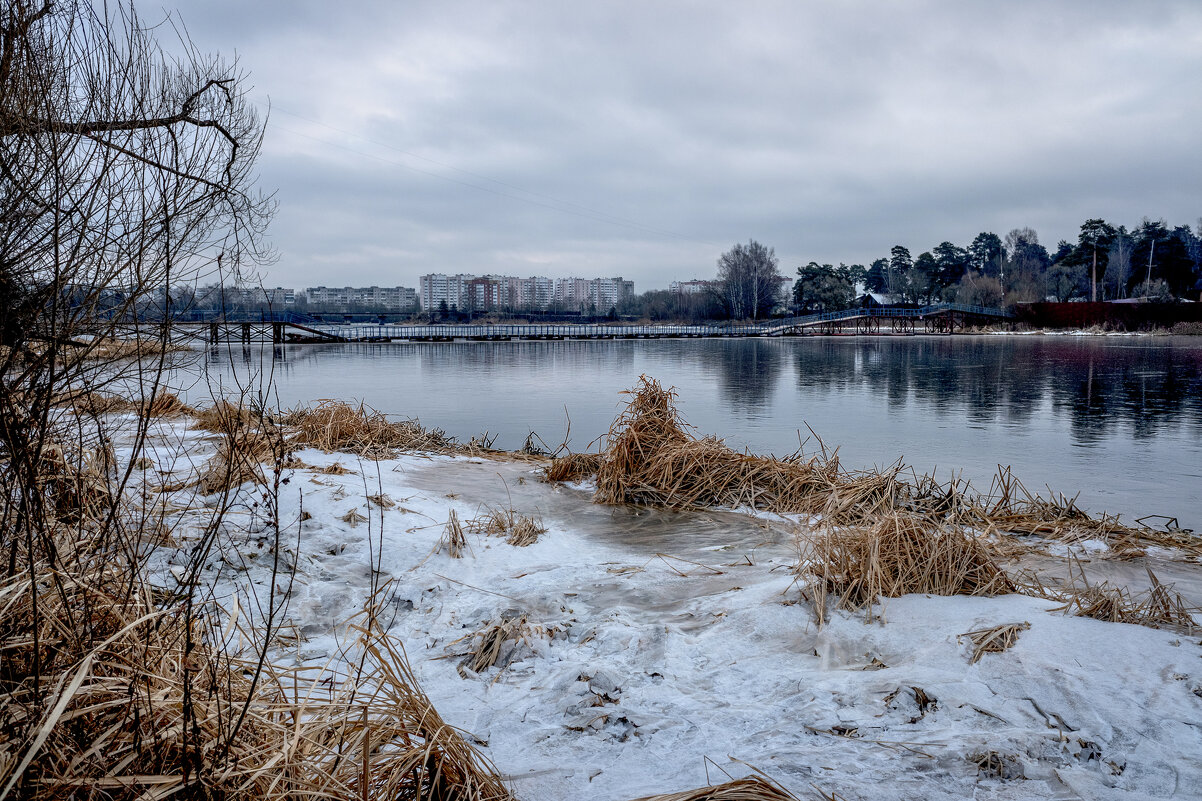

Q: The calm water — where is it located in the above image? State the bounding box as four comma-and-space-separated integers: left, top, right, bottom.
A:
170, 335, 1202, 529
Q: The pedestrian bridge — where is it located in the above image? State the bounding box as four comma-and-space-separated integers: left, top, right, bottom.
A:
174, 303, 1015, 343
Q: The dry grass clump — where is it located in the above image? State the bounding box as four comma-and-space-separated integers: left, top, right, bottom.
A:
801, 514, 1014, 623
1028, 566, 1197, 629
53, 389, 191, 417
341, 508, 368, 527
197, 426, 289, 495
142, 390, 192, 417
191, 399, 259, 432
290, 400, 451, 459
82, 337, 187, 360
54, 389, 135, 415
259, 615, 514, 801
505, 515, 546, 547
543, 452, 603, 483
626, 776, 800, 801
587, 378, 1193, 562
593, 377, 836, 513
464, 507, 546, 546
53, 337, 190, 367
959, 622, 1030, 663
34, 440, 117, 523
455, 614, 533, 674
0, 546, 513, 800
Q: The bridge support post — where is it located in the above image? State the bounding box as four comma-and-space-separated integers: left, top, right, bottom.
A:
241, 323, 251, 343
209, 322, 219, 343
272, 322, 284, 344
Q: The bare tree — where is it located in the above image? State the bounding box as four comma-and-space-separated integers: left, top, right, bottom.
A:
1, 0, 273, 449
0, 0, 274, 790
716, 239, 781, 320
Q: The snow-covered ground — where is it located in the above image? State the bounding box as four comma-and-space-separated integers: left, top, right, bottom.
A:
124, 415, 1202, 800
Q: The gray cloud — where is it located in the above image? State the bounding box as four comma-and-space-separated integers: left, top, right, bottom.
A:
169, 0, 1202, 289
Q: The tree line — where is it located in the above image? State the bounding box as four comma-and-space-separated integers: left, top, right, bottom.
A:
618, 219, 1202, 322
802, 217, 1202, 313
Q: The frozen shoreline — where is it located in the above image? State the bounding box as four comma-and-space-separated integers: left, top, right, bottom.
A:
123, 412, 1202, 801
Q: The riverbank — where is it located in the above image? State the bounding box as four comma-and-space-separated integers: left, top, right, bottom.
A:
23, 385, 1198, 800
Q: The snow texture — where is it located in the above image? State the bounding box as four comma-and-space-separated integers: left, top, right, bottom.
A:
124, 416, 1202, 801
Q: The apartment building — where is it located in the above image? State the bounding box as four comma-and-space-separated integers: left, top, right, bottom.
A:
192, 284, 297, 309
553, 276, 634, 310
669, 279, 715, 295
419, 274, 470, 312
419, 273, 627, 312
305, 286, 417, 312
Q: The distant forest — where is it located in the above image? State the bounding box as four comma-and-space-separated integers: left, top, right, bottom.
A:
620, 218, 1202, 322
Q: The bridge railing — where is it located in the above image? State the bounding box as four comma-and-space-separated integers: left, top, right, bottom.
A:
267, 303, 1015, 341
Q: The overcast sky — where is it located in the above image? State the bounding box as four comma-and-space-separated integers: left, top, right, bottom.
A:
169, 1, 1202, 291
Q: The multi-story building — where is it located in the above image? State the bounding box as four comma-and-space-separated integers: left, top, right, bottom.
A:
192, 284, 297, 309
670, 279, 715, 295
419, 274, 471, 311
419, 273, 628, 312
553, 276, 634, 311
305, 286, 417, 312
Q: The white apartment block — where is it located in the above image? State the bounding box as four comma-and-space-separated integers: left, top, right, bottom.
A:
419, 274, 471, 311
553, 276, 634, 310
670, 279, 715, 295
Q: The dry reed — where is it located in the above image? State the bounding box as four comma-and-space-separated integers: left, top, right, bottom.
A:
968, 751, 1024, 781
464, 507, 546, 547
959, 622, 1030, 663
593, 377, 837, 513
0, 551, 514, 799
589, 378, 1197, 563
191, 399, 258, 432
197, 427, 288, 495
455, 614, 532, 674
441, 510, 467, 558
625, 776, 800, 801
505, 516, 545, 547
1027, 566, 1197, 629
801, 514, 1014, 623
290, 400, 451, 459
543, 452, 603, 483
142, 391, 192, 417
34, 440, 117, 523
341, 508, 368, 527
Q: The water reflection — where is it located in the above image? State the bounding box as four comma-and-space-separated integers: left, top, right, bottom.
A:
170, 336, 1202, 526
185, 337, 1202, 447
789, 337, 1202, 442
713, 340, 782, 413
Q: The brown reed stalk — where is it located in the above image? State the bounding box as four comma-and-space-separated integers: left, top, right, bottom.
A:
441, 510, 467, 558
625, 776, 800, 801
959, 622, 1030, 663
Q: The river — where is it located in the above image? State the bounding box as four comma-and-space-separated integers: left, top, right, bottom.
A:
167, 334, 1202, 530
